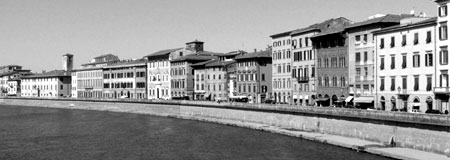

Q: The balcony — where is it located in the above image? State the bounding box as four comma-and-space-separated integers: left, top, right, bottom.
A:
297, 77, 309, 83
434, 87, 450, 94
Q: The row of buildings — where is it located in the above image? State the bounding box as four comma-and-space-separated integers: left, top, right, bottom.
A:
1, 0, 449, 113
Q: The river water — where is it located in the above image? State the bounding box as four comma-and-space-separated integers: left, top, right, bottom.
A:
0, 105, 391, 160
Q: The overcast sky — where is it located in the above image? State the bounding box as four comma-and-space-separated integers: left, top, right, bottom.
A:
0, 0, 437, 72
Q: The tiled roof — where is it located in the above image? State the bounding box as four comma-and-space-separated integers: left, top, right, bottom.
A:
270, 30, 293, 38
311, 17, 352, 38
190, 59, 218, 67
0, 70, 32, 77
144, 48, 183, 58
373, 17, 437, 35
81, 60, 119, 67
170, 51, 223, 62
235, 49, 272, 60
104, 59, 147, 68
186, 40, 204, 44
205, 59, 235, 67
345, 14, 413, 30
22, 70, 70, 79
94, 54, 116, 59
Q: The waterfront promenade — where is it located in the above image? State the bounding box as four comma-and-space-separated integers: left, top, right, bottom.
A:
0, 97, 449, 160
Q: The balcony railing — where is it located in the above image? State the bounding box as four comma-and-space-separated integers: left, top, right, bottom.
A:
434, 87, 450, 93
297, 77, 309, 83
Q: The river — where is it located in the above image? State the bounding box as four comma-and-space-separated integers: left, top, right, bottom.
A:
0, 105, 391, 160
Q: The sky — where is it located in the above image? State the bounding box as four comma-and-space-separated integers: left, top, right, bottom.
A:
0, 0, 438, 72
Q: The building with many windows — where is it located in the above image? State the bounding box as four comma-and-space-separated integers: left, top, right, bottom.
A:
21, 70, 72, 97
312, 17, 352, 107
270, 31, 293, 104
433, 0, 450, 114
345, 14, 411, 108
191, 59, 217, 100
102, 59, 147, 99
145, 48, 185, 100
234, 49, 272, 103
374, 17, 437, 113
289, 22, 323, 106
0, 69, 32, 96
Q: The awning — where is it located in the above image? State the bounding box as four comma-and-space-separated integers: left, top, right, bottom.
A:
413, 103, 420, 107
316, 98, 330, 102
354, 96, 374, 103
304, 95, 309, 99
345, 96, 354, 102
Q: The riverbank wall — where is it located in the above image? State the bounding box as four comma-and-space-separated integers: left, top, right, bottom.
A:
0, 97, 449, 156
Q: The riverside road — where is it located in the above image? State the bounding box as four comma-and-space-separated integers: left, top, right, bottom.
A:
0, 105, 391, 160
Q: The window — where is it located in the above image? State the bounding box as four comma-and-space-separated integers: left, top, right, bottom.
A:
311, 67, 315, 78
355, 35, 361, 42
262, 74, 265, 81
356, 52, 360, 62
364, 52, 368, 62
390, 56, 395, 69
402, 76, 407, 89
305, 37, 309, 47
402, 35, 407, 46
439, 5, 448, 17
427, 76, 432, 91
364, 67, 368, 76
380, 78, 385, 91
380, 57, 385, 70
440, 47, 449, 65
390, 36, 395, 48
413, 54, 420, 67
440, 72, 449, 87
380, 38, 384, 49
414, 33, 419, 45
425, 52, 433, 67
426, 31, 432, 43
356, 68, 361, 76
414, 76, 419, 91
440, 24, 448, 40
391, 77, 396, 91
299, 38, 303, 48
363, 34, 367, 42
402, 55, 407, 69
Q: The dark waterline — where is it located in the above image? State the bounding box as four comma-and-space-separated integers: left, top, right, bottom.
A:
0, 105, 391, 160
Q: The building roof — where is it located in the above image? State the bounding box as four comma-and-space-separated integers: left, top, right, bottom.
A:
205, 59, 235, 67
373, 17, 437, 35
144, 48, 183, 58
190, 59, 218, 67
186, 40, 204, 44
235, 49, 272, 60
22, 70, 70, 79
81, 60, 119, 67
94, 54, 116, 59
310, 17, 352, 38
0, 70, 32, 77
62, 53, 73, 56
103, 59, 147, 68
345, 14, 413, 30
72, 66, 104, 72
0, 65, 22, 70
269, 30, 293, 38
170, 51, 223, 62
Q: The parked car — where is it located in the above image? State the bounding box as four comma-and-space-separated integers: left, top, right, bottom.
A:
264, 99, 275, 104
425, 110, 442, 114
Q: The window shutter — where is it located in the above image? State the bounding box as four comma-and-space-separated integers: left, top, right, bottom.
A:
418, 55, 420, 67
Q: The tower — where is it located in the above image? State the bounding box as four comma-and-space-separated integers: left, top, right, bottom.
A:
185, 40, 204, 53
62, 54, 74, 71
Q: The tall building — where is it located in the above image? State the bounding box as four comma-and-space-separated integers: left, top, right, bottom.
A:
270, 31, 293, 104
311, 17, 352, 107
289, 22, 323, 106
145, 48, 185, 100
345, 14, 411, 108
374, 17, 437, 112
433, 0, 450, 114
234, 49, 272, 103
191, 59, 217, 100
62, 54, 74, 71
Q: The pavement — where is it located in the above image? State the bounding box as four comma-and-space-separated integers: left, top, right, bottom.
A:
175, 115, 450, 160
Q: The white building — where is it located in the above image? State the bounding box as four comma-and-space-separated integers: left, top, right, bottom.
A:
433, 0, 450, 114
374, 17, 437, 113
270, 31, 293, 104
21, 70, 72, 98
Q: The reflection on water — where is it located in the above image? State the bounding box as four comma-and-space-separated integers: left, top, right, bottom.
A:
0, 105, 391, 160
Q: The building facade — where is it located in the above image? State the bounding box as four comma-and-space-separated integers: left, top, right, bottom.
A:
434, 0, 450, 114
312, 17, 352, 107
374, 17, 437, 113
21, 70, 72, 97
145, 48, 185, 100
270, 31, 292, 104
346, 14, 409, 108
234, 49, 272, 103
102, 59, 147, 99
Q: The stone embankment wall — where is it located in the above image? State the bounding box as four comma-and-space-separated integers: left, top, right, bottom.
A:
0, 98, 449, 155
